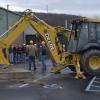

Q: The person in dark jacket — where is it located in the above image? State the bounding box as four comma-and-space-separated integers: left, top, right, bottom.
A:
16, 45, 22, 63
22, 44, 27, 62
9, 45, 13, 64
13, 45, 17, 64
40, 41, 47, 71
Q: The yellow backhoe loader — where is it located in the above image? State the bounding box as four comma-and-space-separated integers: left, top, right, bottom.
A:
0, 9, 100, 79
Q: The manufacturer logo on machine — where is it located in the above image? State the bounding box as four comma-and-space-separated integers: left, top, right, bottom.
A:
45, 33, 55, 51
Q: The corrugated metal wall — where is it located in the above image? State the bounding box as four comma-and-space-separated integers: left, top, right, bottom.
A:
0, 7, 83, 45
0, 7, 36, 45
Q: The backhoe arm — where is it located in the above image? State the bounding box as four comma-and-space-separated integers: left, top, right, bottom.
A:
5, 15, 30, 45
0, 10, 30, 65
29, 14, 66, 64
0, 9, 66, 66
0, 9, 86, 79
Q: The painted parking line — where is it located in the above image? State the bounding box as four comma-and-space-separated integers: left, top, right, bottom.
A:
8, 83, 30, 89
33, 73, 53, 83
18, 83, 29, 88
43, 84, 63, 89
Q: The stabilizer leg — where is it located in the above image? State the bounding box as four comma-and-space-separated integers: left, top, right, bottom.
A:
51, 63, 68, 73
73, 54, 86, 79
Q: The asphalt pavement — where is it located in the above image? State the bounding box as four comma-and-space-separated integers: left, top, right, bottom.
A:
0, 59, 99, 100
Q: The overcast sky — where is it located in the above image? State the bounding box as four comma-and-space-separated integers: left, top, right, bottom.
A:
0, 0, 100, 17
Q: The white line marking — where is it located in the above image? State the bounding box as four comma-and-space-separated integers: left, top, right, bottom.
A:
43, 84, 63, 89
18, 84, 29, 88
33, 73, 53, 83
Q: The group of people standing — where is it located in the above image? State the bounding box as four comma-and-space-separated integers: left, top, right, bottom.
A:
8, 44, 26, 64
27, 40, 47, 71
8, 40, 49, 71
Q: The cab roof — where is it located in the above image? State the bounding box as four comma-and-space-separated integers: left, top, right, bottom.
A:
73, 18, 100, 23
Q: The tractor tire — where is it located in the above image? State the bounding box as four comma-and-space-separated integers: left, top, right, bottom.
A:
80, 49, 100, 76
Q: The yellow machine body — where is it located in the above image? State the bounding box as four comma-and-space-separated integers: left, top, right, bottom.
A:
0, 9, 100, 78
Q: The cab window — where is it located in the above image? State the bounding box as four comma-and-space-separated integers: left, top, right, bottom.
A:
80, 23, 88, 40
78, 23, 88, 47
88, 23, 96, 41
96, 23, 100, 40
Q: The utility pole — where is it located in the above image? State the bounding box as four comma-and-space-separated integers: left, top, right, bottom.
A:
65, 20, 68, 29
6, 4, 9, 36
46, 5, 48, 13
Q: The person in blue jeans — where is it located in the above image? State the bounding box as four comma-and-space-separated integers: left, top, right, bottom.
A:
13, 45, 17, 64
40, 41, 47, 71
9, 45, 14, 64
27, 40, 37, 71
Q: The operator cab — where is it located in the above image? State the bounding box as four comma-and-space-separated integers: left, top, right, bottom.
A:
67, 18, 100, 53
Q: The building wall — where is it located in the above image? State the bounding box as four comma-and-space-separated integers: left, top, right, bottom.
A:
0, 7, 83, 45
0, 7, 36, 45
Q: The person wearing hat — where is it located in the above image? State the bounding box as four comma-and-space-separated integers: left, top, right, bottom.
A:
27, 40, 37, 71
40, 41, 47, 71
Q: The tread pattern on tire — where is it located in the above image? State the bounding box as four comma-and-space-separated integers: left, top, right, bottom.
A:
80, 49, 100, 76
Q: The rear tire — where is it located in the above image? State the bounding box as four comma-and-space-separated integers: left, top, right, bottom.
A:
80, 49, 100, 76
